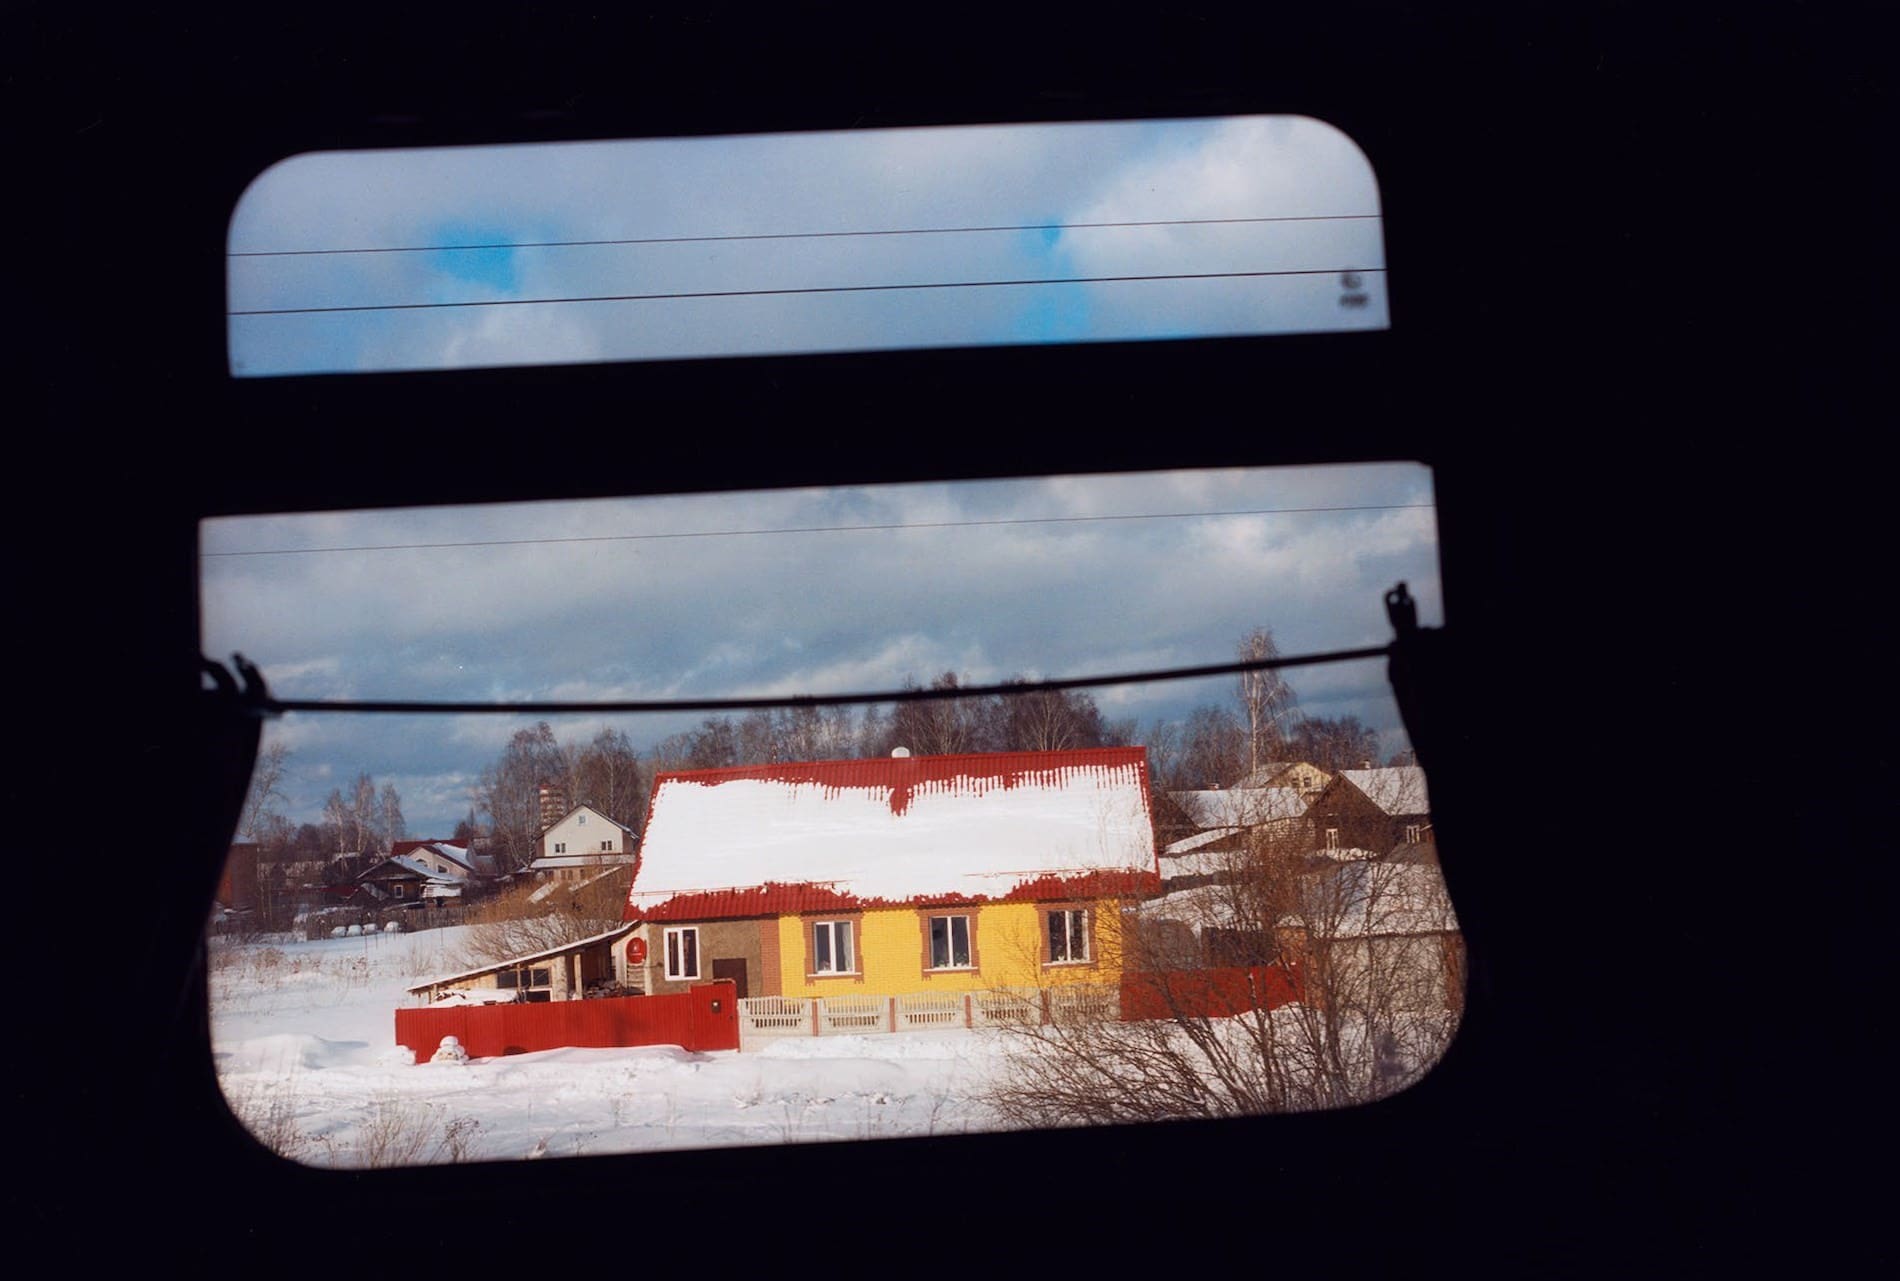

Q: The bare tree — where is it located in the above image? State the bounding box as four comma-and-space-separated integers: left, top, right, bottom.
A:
570, 727, 646, 830
1177, 704, 1247, 789
238, 741, 290, 840
1287, 715, 1382, 772
378, 782, 406, 848
1236, 627, 1300, 778
997, 681, 1108, 752
478, 722, 572, 870
455, 870, 630, 968
985, 822, 1463, 1127
878, 672, 999, 756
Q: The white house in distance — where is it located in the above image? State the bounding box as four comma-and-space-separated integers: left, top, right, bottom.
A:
529, 803, 638, 884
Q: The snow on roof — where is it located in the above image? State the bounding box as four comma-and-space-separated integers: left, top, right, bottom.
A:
529, 853, 637, 870
550, 804, 637, 834
1162, 827, 1244, 856
390, 839, 475, 872
1144, 861, 1458, 939
407, 922, 638, 992
1339, 767, 1430, 816
1171, 786, 1308, 829
423, 988, 519, 1006
1141, 883, 1249, 930
1233, 761, 1327, 789
1287, 861, 1458, 938
629, 747, 1156, 914
369, 854, 471, 882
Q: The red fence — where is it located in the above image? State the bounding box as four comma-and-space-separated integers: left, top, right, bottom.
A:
1120, 963, 1303, 1022
396, 981, 739, 1061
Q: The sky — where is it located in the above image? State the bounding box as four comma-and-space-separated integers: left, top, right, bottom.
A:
208, 113, 1421, 837
226, 115, 1387, 376
200, 464, 1442, 835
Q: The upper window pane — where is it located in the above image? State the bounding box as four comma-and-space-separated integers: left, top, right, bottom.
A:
227, 116, 1386, 377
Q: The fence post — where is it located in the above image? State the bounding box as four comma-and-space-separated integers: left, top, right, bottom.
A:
964, 993, 973, 1029
811, 998, 820, 1037
1040, 988, 1052, 1025
888, 996, 897, 1033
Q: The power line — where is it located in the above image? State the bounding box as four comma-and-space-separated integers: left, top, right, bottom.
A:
227, 267, 1385, 318
228, 214, 1383, 259
202, 503, 1434, 559
246, 643, 1396, 717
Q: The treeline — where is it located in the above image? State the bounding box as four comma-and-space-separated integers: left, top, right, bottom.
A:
239, 745, 411, 867
236, 627, 1413, 876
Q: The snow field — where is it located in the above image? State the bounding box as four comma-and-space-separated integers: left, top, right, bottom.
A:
209, 925, 1013, 1167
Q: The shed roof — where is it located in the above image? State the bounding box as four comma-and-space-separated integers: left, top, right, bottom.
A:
628, 747, 1157, 918
1171, 786, 1308, 829
407, 921, 638, 993
1338, 767, 1431, 816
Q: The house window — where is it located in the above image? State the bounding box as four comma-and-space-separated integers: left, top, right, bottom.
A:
927, 915, 973, 970
1325, 828, 1340, 850
812, 920, 856, 974
578, 814, 587, 825
1047, 908, 1090, 964
392, 883, 405, 898
1405, 824, 1422, 844
601, 840, 613, 851
554, 842, 566, 854
496, 967, 552, 990
664, 927, 700, 981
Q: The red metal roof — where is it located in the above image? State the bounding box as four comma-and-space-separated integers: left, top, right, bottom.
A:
629, 870, 1164, 923
648, 745, 1153, 818
626, 746, 1159, 924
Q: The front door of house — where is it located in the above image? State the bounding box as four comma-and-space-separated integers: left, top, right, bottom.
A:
710, 958, 749, 1000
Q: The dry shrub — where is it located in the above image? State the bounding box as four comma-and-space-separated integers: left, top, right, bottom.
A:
340, 1096, 484, 1169
455, 868, 628, 969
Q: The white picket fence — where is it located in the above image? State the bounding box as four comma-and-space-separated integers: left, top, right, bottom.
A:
737, 985, 1118, 1045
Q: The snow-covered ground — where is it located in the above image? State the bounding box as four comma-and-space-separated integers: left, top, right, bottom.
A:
208, 925, 1013, 1169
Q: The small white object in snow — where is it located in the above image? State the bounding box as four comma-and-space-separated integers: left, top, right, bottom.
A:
431, 1035, 470, 1065
383, 920, 402, 933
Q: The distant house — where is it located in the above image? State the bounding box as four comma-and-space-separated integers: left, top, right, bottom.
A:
531, 804, 638, 883
618, 747, 1160, 1002
355, 839, 486, 905
1305, 766, 1432, 859
1160, 785, 1311, 887
1231, 760, 1333, 796
1274, 853, 1463, 1013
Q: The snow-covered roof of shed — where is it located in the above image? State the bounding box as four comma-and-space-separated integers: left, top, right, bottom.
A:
1162, 827, 1244, 856
1284, 861, 1459, 938
407, 921, 638, 992
629, 747, 1156, 913
529, 853, 637, 871
1339, 767, 1430, 815
1171, 786, 1308, 829
363, 854, 468, 882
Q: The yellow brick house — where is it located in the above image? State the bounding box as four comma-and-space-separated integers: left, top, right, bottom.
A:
618, 747, 1159, 1003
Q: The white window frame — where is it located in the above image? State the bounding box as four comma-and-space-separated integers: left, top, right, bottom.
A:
1047, 907, 1090, 964
1405, 824, 1422, 844
1325, 827, 1340, 850
601, 839, 614, 851
927, 914, 973, 970
554, 842, 566, 854
811, 920, 857, 975
664, 926, 700, 981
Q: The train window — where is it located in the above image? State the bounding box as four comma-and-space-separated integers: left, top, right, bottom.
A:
227, 116, 1386, 378
201, 460, 1461, 1168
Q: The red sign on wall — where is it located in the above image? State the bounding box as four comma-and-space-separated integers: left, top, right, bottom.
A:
626, 937, 647, 965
